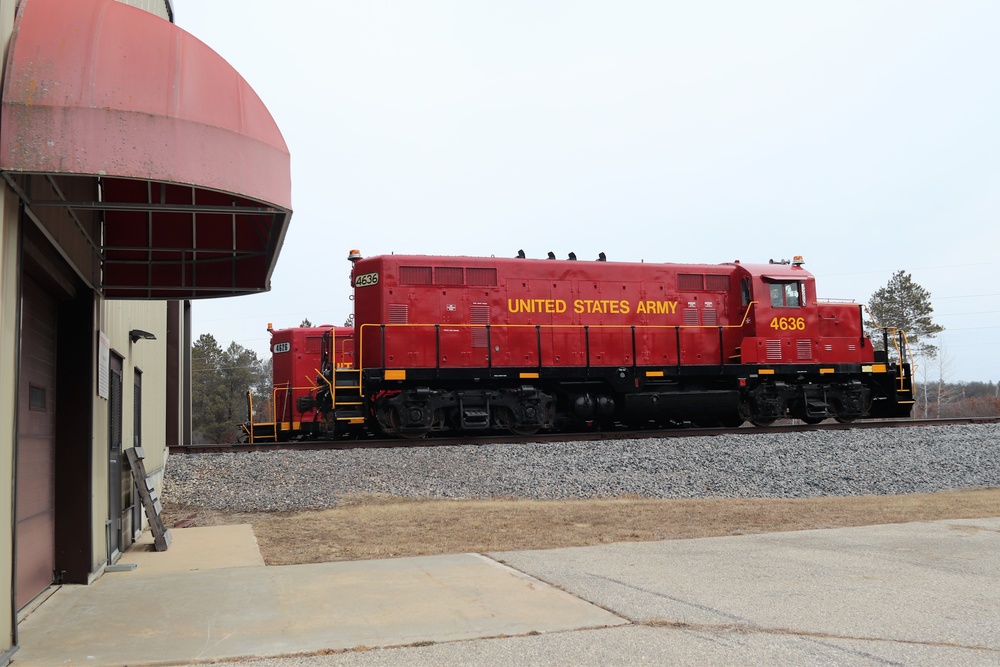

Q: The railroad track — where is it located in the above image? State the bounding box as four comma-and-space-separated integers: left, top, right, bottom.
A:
170, 417, 1000, 455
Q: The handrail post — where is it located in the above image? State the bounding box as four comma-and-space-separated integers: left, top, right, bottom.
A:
630, 325, 637, 369
718, 326, 724, 368
435, 324, 441, 373
536, 325, 542, 369
486, 324, 492, 373
675, 326, 681, 371
246, 390, 254, 444
380, 324, 386, 368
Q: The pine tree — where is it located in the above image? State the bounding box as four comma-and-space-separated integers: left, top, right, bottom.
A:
191, 334, 268, 443
866, 270, 944, 358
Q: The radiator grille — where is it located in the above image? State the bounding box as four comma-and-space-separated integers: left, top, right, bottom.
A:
766, 339, 782, 360
678, 274, 704, 290
435, 266, 464, 286
683, 309, 700, 326
702, 309, 718, 326
797, 339, 812, 360
467, 267, 498, 286
705, 275, 730, 291
400, 266, 432, 285
305, 335, 323, 353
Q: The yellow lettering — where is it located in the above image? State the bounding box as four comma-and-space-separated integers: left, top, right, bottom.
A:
620, 300, 630, 314
556, 300, 567, 313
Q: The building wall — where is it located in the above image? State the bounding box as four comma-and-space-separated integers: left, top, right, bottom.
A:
1, 0, 17, 659
0, 167, 18, 662
90, 300, 169, 570
0, 0, 181, 661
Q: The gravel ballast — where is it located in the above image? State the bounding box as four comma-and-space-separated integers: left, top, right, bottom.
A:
162, 424, 1000, 513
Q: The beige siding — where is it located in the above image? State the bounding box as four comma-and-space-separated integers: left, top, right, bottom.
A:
0, 182, 18, 656
1, 0, 18, 655
90, 300, 170, 567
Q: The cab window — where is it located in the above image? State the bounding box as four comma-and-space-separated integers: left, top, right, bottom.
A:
741, 278, 752, 307
769, 282, 801, 308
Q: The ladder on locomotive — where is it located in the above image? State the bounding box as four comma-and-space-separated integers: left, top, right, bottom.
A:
331, 367, 366, 426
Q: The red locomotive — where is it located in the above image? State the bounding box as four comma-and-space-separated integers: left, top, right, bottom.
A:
243, 325, 355, 442
244, 250, 914, 441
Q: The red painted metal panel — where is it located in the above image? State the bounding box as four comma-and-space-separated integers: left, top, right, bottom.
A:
353, 254, 745, 370
270, 327, 354, 423
1, 0, 290, 209
0, 0, 292, 299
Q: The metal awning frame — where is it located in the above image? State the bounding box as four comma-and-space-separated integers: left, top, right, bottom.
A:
4, 171, 289, 298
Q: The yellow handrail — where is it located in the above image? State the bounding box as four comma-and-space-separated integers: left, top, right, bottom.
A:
862, 305, 914, 391
354, 303, 762, 375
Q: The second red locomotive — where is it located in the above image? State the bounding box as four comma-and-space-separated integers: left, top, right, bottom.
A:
245, 250, 914, 440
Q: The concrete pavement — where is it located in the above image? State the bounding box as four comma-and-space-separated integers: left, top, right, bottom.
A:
10, 518, 1000, 666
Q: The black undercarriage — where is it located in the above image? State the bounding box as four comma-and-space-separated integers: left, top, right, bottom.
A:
334, 362, 914, 438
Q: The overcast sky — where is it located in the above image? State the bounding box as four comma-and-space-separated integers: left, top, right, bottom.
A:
179, 1, 999, 383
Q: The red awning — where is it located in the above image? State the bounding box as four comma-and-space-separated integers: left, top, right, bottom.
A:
0, 0, 292, 298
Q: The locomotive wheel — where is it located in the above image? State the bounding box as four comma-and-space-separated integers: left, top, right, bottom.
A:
496, 407, 541, 436
750, 418, 775, 427
834, 416, 856, 424
801, 416, 825, 425
389, 407, 429, 439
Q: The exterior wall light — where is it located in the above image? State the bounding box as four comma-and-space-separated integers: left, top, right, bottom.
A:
129, 329, 157, 343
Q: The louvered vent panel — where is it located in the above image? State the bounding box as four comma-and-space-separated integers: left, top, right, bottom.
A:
388, 304, 409, 324
471, 305, 489, 348
467, 267, 498, 286
435, 266, 464, 285
684, 309, 700, 326
678, 274, 704, 290
797, 339, 812, 360
705, 275, 730, 291
400, 266, 432, 285
703, 309, 718, 326
766, 339, 782, 360
848, 344, 857, 351
825, 344, 833, 352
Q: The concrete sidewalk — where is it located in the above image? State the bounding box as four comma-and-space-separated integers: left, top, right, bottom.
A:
11, 518, 1000, 666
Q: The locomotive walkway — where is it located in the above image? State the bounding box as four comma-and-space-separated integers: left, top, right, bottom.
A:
12, 518, 1000, 666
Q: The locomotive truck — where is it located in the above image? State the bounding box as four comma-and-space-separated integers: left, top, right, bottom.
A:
242, 250, 914, 441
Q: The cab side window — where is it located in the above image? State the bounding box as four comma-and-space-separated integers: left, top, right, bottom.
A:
769, 281, 802, 308
741, 278, 752, 307
784, 282, 800, 307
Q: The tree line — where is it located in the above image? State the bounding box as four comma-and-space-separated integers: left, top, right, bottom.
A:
191, 333, 271, 444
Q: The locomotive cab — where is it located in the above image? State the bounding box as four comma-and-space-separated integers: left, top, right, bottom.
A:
728, 257, 911, 424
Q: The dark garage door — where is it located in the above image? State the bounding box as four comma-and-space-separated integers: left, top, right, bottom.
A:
16, 275, 58, 609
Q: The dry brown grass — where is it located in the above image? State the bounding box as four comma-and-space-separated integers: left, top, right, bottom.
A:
163, 488, 1000, 566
